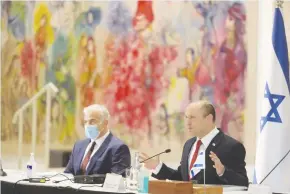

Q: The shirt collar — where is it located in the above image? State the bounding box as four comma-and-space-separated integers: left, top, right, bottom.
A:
198, 127, 219, 149
90, 131, 110, 146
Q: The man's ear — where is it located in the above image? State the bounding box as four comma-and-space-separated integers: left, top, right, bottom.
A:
206, 114, 213, 122
103, 119, 109, 127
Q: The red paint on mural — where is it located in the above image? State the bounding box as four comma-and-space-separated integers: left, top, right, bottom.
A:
20, 40, 37, 89
105, 34, 177, 131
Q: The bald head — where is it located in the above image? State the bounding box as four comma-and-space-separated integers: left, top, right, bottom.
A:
188, 100, 216, 121
185, 100, 216, 138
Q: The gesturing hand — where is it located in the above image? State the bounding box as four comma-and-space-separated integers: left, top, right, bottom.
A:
209, 151, 225, 176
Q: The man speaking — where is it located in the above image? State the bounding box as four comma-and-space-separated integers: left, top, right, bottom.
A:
140, 100, 248, 186
64, 104, 131, 176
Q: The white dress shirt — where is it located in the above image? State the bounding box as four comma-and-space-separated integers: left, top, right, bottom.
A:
187, 127, 219, 178
81, 131, 110, 170
153, 127, 219, 177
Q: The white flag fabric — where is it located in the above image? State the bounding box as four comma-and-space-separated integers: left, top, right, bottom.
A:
255, 1, 290, 193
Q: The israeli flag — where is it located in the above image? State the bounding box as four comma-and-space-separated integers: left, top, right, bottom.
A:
190, 151, 205, 178
254, 2, 290, 193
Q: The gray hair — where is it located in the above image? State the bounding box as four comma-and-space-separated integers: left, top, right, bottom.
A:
83, 104, 110, 121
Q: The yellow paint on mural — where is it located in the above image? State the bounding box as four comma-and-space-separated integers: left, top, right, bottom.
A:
168, 77, 183, 100
34, 3, 54, 44
227, 28, 235, 48
148, 24, 153, 32
169, 77, 177, 88
179, 59, 200, 87
1, 18, 4, 30
59, 113, 75, 142
17, 42, 24, 55
240, 111, 244, 123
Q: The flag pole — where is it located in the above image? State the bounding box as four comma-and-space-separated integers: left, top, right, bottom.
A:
203, 169, 206, 194
203, 150, 206, 194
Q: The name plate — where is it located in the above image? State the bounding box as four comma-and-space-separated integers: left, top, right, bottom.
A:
103, 173, 125, 192
192, 184, 223, 194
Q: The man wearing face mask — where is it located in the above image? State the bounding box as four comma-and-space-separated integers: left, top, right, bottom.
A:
64, 104, 131, 176
140, 100, 248, 186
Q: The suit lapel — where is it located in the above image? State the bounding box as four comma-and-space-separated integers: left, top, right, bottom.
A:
205, 130, 224, 156
76, 139, 90, 173
184, 137, 196, 181
86, 133, 113, 174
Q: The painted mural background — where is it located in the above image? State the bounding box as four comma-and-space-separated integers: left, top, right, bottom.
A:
1, 1, 246, 151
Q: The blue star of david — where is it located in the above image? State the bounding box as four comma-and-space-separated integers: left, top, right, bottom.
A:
260, 83, 285, 131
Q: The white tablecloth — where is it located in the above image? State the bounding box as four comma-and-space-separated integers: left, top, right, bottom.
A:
0, 169, 249, 194
0, 169, 131, 193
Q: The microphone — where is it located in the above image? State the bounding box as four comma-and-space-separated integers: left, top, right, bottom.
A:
116, 149, 171, 175
140, 149, 171, 163
0, 159, 7, 176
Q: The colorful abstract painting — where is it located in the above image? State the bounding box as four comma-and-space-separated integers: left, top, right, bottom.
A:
1, 1, 246, 150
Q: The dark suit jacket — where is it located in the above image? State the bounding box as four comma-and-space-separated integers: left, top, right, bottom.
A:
152, 130, 249, 186
64, 133, 131, 176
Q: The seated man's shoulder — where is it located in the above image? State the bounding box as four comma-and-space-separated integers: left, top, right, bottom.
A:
108, 134, 130, 156
110, 134, 128, 147
74, 139, 90, 147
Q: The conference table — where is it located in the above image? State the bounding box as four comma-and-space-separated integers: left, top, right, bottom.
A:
0, 170, 249, 194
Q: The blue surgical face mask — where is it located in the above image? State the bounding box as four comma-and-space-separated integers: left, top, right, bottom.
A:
85, 125, 100, 139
